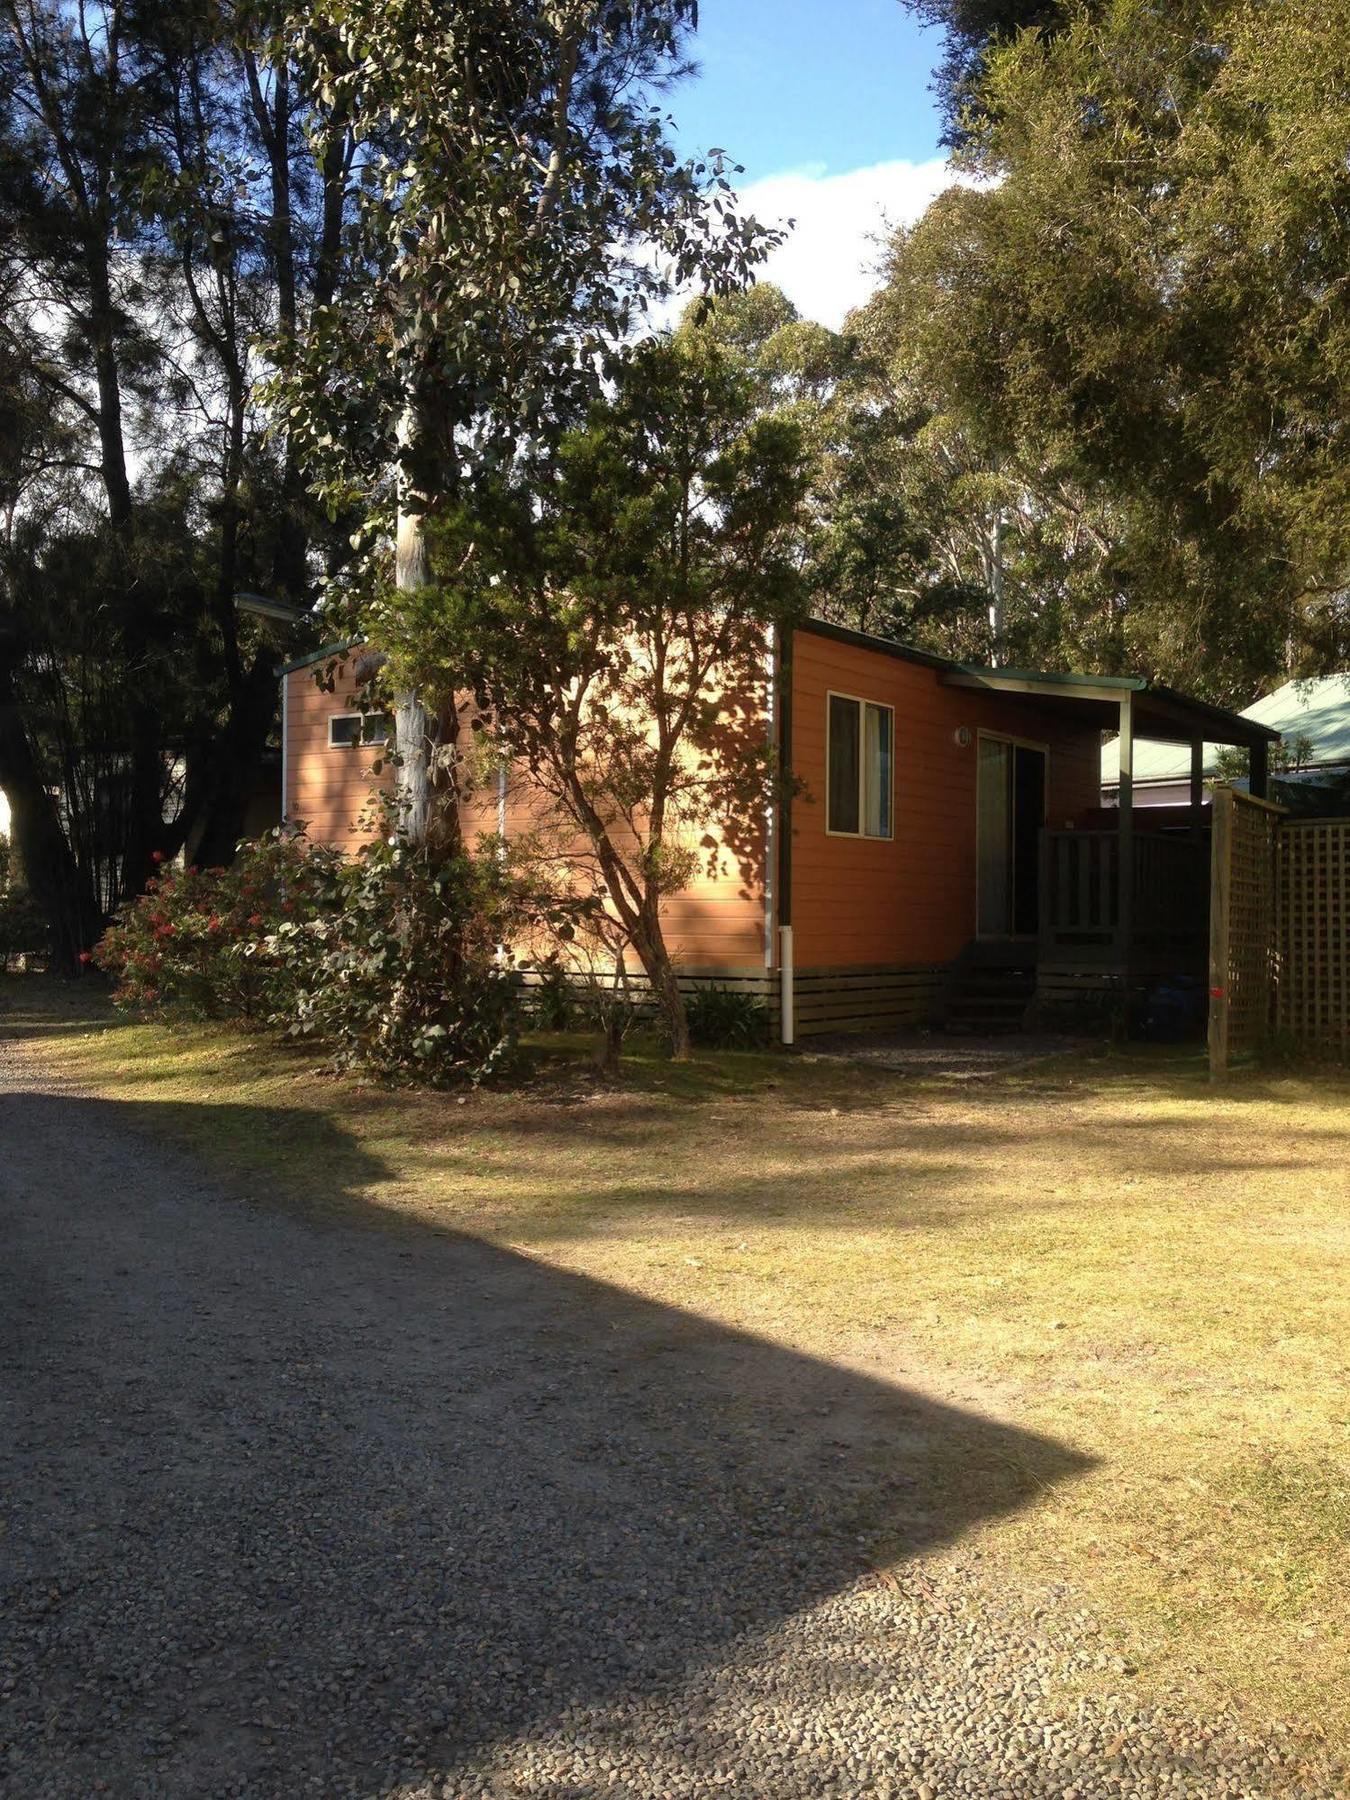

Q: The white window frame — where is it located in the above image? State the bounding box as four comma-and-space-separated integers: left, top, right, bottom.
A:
825, 690, 895, 840
328, 711, 390, 749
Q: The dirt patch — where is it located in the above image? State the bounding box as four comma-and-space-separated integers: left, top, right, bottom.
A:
801, 1028, 1094, 1080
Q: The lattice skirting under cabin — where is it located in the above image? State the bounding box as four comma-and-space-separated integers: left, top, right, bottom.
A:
515, 961, 948, 1038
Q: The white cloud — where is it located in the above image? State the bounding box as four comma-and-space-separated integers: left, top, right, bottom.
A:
733, 156, 963, 328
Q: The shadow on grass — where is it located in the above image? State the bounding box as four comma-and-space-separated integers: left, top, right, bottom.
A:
1, 1077, 1094, 1795
0, 972, 122, 1039
4, 977, 1343, 1249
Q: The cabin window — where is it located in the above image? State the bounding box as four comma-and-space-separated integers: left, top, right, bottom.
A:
827, 693, 893, 838
328, 712, 391, 748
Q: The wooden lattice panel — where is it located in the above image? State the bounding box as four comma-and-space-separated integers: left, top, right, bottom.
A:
1276, 820, 1350, 1054
1224, 795, 1280, 1058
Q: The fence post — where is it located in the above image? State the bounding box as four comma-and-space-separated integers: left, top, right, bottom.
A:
1116, 691, 1135, 968
1208, 786, 1234, 1078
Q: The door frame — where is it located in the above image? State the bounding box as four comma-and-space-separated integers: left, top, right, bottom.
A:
974, 730, 1050, 942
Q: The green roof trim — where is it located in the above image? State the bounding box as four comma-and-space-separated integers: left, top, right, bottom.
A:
275, 639, 358, 677
798, 619, 1275, 746
953, 662, 1148, 692
1103, 673, 1348, 785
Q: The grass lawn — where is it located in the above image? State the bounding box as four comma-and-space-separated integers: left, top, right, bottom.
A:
4, 974, 1347, 1757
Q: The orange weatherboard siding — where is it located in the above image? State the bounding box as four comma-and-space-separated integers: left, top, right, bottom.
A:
283, 655, 769, 973
285, 628, 1107, 977
284, 658, 388, 845
787, 627, 1102, 968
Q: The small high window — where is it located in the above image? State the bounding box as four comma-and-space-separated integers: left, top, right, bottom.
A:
329, 712, 391, 748
827, 693, 893, 838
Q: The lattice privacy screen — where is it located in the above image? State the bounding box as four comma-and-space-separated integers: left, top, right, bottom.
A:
1276, 820, 1350, 1055
1220, 792, 1281, 1061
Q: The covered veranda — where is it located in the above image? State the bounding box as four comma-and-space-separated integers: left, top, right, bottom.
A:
941, 665, 1281, 990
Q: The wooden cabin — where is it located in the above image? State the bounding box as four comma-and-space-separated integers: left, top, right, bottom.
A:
279, 619, 1278, 1038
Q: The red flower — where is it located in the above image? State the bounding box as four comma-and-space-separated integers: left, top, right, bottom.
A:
150, 850, 165, 865
248, 912, 264, 927
78, 950, 93, 964
207, 915, 222, 933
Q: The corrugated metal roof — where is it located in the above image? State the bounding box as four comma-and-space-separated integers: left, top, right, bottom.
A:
1101, 674, 1350, 787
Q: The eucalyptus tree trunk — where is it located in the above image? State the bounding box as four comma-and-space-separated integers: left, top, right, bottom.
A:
393, 402, 434, 848
393, 554, 433, 845
987, 513, 1006, 665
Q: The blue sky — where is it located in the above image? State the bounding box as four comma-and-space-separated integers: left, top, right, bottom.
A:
670, 0, 947, 181
663, 3, 959, 328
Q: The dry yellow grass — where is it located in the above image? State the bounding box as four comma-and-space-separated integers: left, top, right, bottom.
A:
4, 976, 1347, 1754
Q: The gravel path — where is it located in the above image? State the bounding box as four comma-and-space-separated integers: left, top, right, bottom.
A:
0, 1035, 1336, 1798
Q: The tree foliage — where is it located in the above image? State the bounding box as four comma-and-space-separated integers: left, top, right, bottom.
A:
361, 320, 812, 1057
859, 0, 1350, 700
0, 0, 361, 965
271, 0, 780, 848
902, 0, 1070, 136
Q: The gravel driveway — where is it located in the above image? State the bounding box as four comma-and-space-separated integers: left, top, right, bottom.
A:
0, 1035, 1333, 1798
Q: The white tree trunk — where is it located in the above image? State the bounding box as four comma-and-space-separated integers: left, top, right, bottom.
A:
987, 513, 1005, 665
394, 403, 431, 845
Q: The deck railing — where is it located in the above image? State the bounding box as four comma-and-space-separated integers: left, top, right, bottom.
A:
1039, 828, 1209, 967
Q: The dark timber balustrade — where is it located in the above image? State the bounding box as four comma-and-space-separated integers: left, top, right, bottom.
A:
1039, 827, 1211, 972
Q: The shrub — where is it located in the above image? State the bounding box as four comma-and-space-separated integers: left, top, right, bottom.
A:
527, 956, 579, 1031
95, 828, 556, 1087
684, 983, 770, 1050
274, 837, 526, 1085
94, 831, 338, 1020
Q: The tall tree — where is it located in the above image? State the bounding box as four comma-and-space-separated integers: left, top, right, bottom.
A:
902, 0, 1070, 137
379, 325, 812, 1058
862, 0, 1350, 700
0, 0, 357, 964
276, 0, 777, 848
691, 284, 1007, 659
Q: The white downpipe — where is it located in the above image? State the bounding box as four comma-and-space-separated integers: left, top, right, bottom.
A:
763, 624, 778, 968
280, 675, 290, 825
779, 923, 795, 1046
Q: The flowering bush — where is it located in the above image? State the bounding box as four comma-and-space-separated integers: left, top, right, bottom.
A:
94, 832, 339, 1020
95, 827, 572, 1086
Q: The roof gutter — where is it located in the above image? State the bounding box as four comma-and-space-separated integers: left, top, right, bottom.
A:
274, 640, 358, 678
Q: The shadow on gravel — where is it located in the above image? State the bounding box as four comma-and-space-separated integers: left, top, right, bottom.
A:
1, 1087, 1095, 1795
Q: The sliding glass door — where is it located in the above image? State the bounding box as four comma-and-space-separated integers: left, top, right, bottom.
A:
977, 737, 1047, 938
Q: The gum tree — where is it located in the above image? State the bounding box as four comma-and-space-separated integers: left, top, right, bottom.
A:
275, 0, 779, 847
376, 322, 813, 1059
